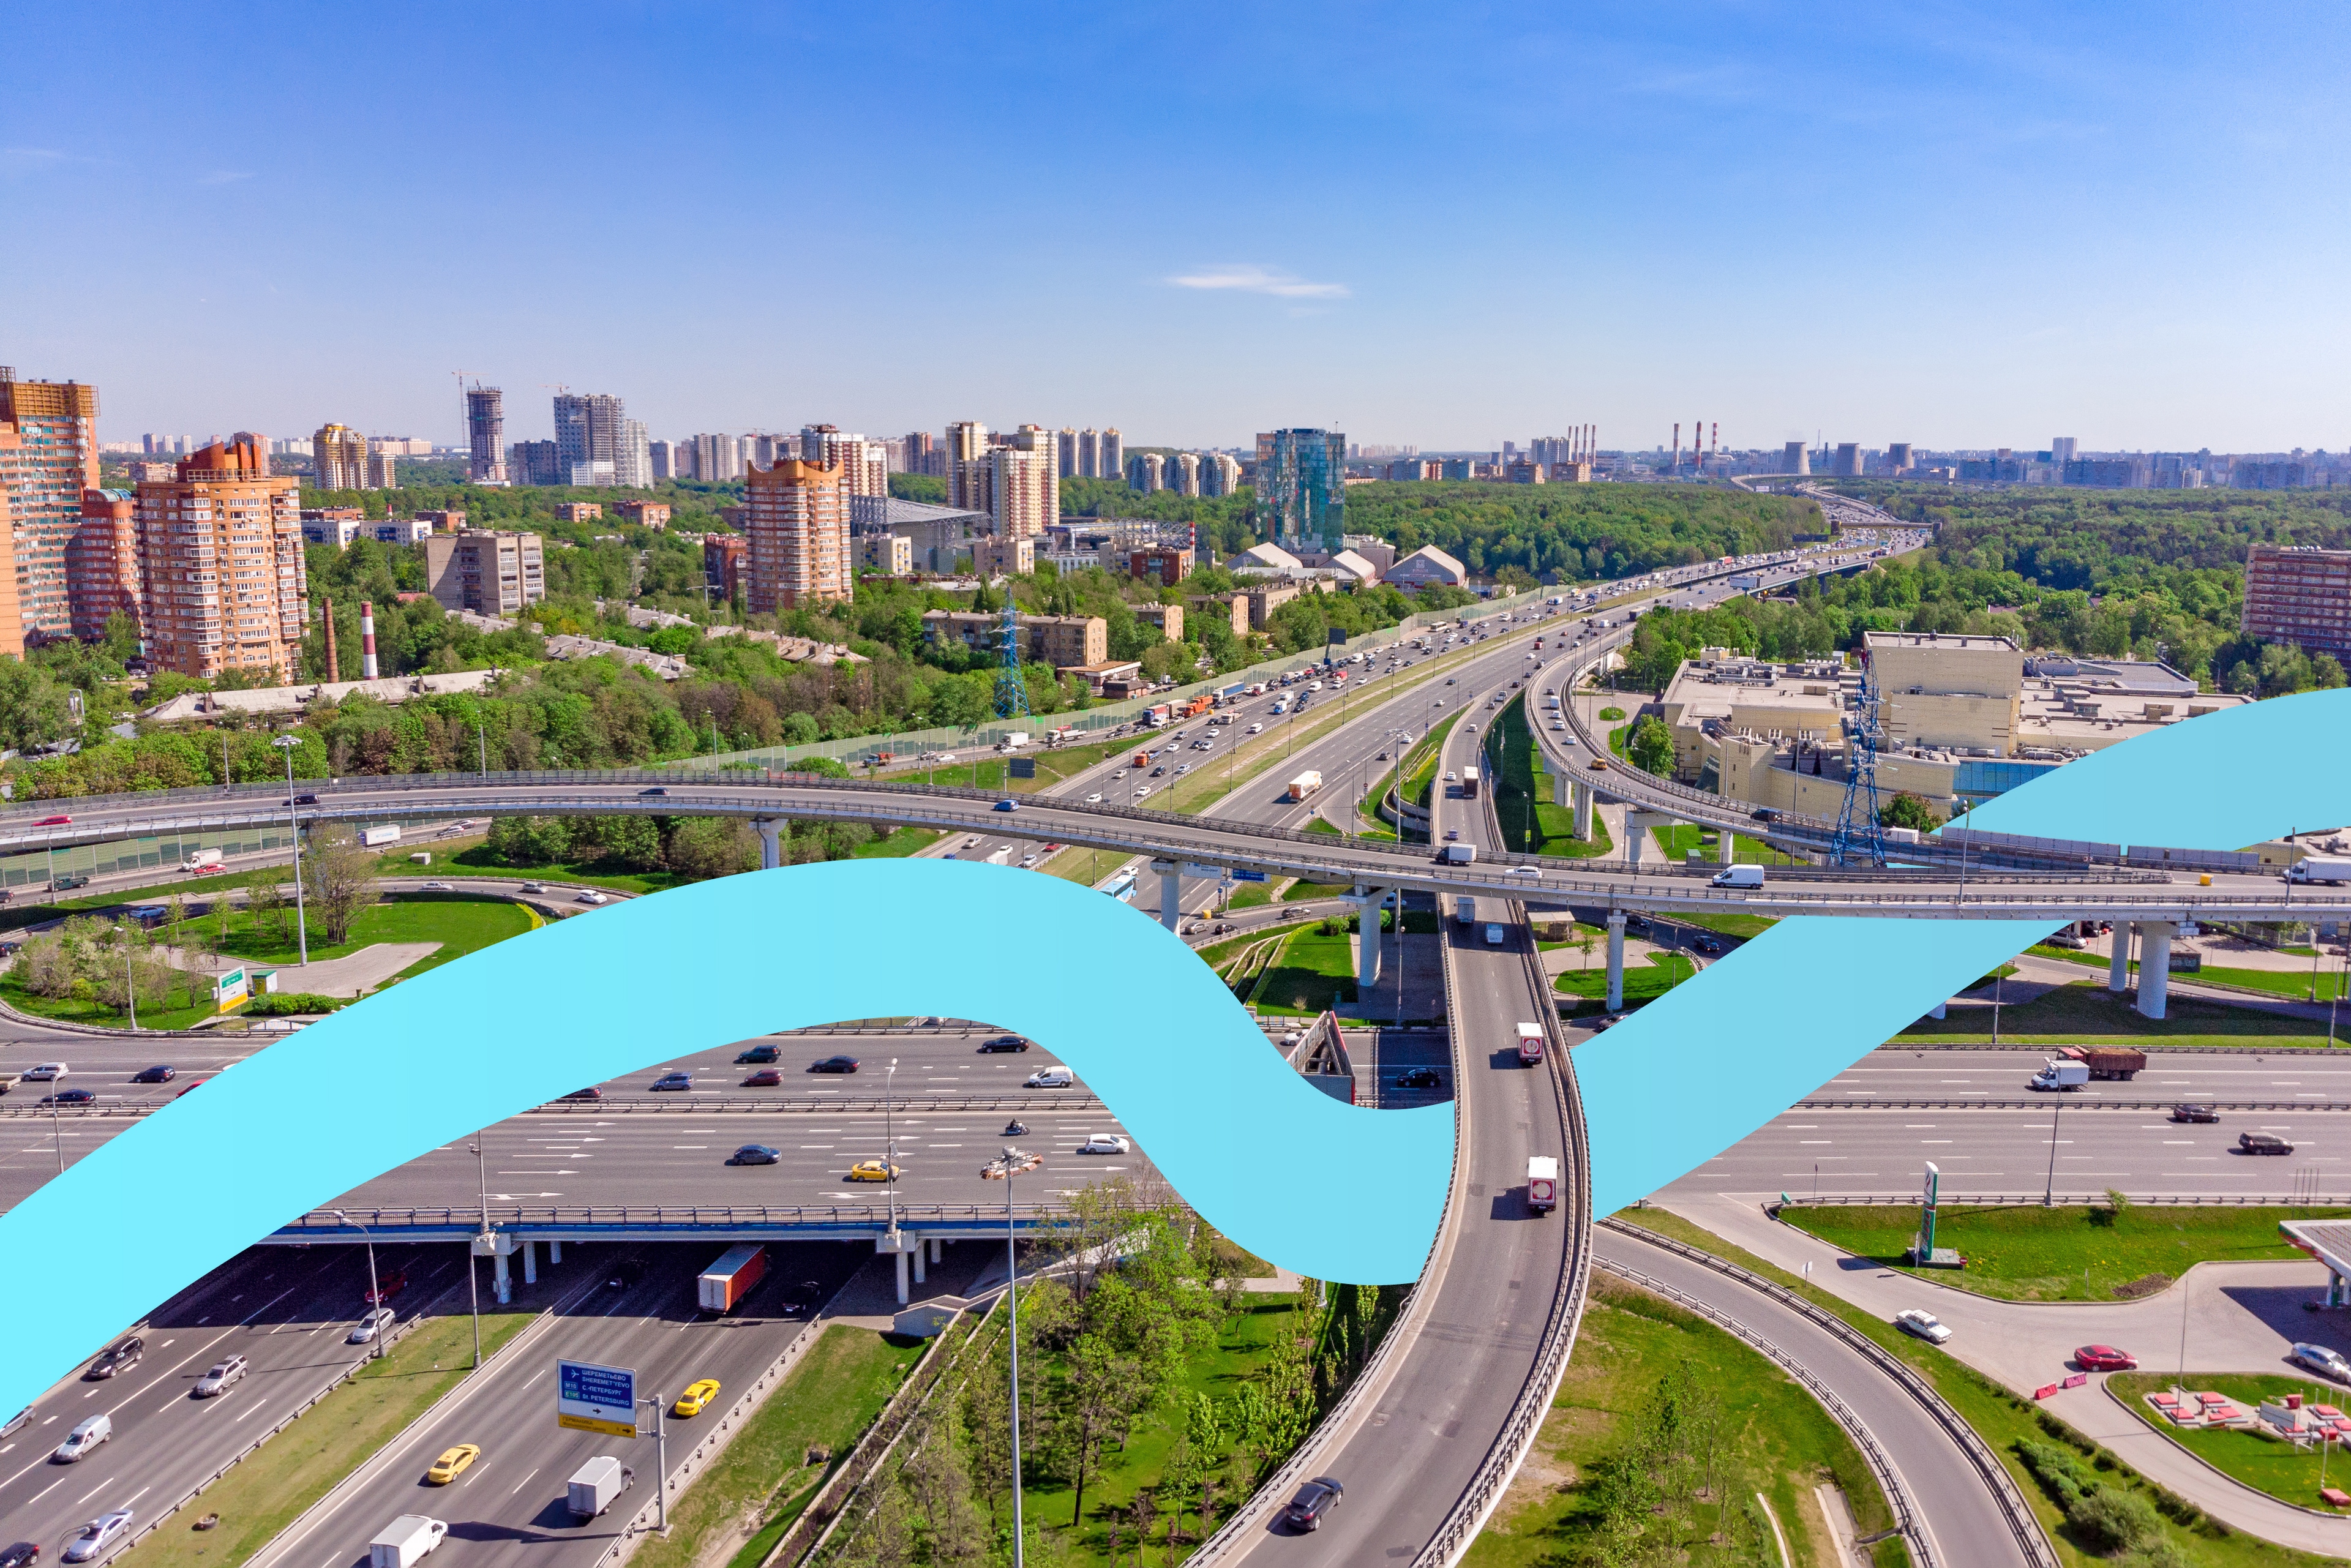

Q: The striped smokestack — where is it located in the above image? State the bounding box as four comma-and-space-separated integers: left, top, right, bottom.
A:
360, 601, 379, 680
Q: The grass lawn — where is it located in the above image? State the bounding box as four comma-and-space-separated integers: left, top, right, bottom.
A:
2032, 945, 2350, 1002
1684, 912, 1780, 940
1248, 926, 1357, 1015
1777, 1204, 2351, 1303
2108, 1373, 2351, 1511
1895, 980, 2341, 1047
1305, 816, 1341, 836
630, 1326, 923, 1568
1616, 1207, 2331, 1568
1492, 694, 1611, 859
117, 1308, 538, 1568
1466, 1275, 1898, 1567
1648, 822, 1803, 868
1281, 877, 1349, 902
850, 827, 942, 858
1227, 882, 1272, 908
0, 972, 224, 1032
1554, 951, 1695, 1002
1044, 846, 1133, 887
438, 841, 684, 894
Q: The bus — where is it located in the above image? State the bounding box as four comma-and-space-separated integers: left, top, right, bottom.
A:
1461, 765, 1482, 798
1101, 871, 1138, 904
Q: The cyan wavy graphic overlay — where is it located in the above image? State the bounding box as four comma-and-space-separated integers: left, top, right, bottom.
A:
0, 691, 2342, 1418
1578, 686, 2351, 1214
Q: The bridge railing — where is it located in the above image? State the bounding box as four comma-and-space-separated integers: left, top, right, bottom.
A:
277, 1202, 1057, 1233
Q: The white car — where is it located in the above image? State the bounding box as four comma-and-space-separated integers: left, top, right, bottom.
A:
1133, 786, 1152, 800
63, 1508, 134, 1563
1024, 1067, 1074, 1089
2292, 1342, 2351, 1383
1510, 866, 1542, 880
1550, 721, 1567, 731
1894, 1308, 1952, 1344
419, 880, 452, 891
576, 890, 610, 906
349, 1305, 396, 1343
1084, 793, 1104, 804
1019, 854, 1038, 868
1247, 723, 1264, 734
54, 1414, 110, 1461
1078, 1134, 1131, 1155
519, 881, 547, 893
24, 1063, 66, 1081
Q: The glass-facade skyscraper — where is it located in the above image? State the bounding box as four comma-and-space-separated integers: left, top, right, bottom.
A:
1254, 429, 1346, 553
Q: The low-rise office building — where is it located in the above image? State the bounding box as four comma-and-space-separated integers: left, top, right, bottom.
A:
1134, 602, 1183, 643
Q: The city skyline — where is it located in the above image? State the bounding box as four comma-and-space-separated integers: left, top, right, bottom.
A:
6, 3, 2349, 451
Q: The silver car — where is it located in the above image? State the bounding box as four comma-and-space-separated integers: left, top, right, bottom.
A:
2293, 1342, 2351, 1383
349, 1306, 396, 1344
194, 1355, 247, 1397
62, 1509, 133, 1563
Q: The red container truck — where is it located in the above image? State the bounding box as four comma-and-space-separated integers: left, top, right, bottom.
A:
696, 1245, 767, 1313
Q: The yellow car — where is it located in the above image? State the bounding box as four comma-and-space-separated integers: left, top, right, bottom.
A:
673, 1379, 721, 1417
424, 1443, 481, 1484
1586, 757, 1608, 771
846, 1159, 901, 1182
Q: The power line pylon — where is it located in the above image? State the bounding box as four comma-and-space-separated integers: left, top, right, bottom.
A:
1829, 656, 1887, 868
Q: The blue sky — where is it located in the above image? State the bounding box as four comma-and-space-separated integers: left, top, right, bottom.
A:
6, 2, 2345, 453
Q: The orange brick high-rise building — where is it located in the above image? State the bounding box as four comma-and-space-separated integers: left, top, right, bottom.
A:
744, 457, 849, 613
135, 438, 308, 679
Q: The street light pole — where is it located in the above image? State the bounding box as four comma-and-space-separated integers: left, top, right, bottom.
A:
329, 1210, 387, 1360
112, 925, 136, 1030
1006, 1155, 1024, 1568
885, 1058, 899, 1234
468, 1139, 489, 1367
2043, 1099, 2063, 1207
272, 735, 309, 965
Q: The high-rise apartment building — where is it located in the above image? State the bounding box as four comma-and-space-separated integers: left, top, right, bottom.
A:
1202, 452, 1243, 497
803, 427, 889, 497
135, 438, 307, 679
648, 439, 678, 481
1127, 452, 1164, 493
1057, 427, 1079, 478
314, 423, 370, 489
617, 419, 651, 488
1076, 428, 1103, 479
366, 441, 399, 490
0, 369, 96, 642
2242, 544, 2351, 661
1254, 429, 1347, 553
464, 386, 507, 484
67, 489, 140, 640
899, 430, 938, 476
686, 433, 743, 483
745, 459, 850, 612
1169, 451, 1201, 497
987, 446, 1057, 540
553, 393, 626, 486
944, 421, 989, 509
423, 530, 546, 616
508, 441, 562, 486
2051, 437, 2078, 466
1100, 428, 1122, 481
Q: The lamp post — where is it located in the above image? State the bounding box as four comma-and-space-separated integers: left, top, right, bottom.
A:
467, 1139, 488, 1367
984, 1144, 1027, 1568
110, 925, 137, 1030
2042, 1098, 2063, 1207
328, 1209, 388, 1360
884, 1058, 899, 1234
272, 735, 309, 965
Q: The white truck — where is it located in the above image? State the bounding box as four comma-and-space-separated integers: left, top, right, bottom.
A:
181, 847, 223, 874
1526, 1156, 1559, 1215
2028, 1059, 2091, 1092
2287, 857, 2351, 885
1438, 843, 1478, 866
358, 825, 401, 848
1287, 770, 1322, 802
1455, 896, 1476, 926
1710, 864, 1764, 888
369, 1516, 448, 1568
568, 1457, 636, 1518
1515, 1022, 1546, 1065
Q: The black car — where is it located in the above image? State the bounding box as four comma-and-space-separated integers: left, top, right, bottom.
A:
735, 1044, 781, 1063
2241, 1131, 2295, 1155
40, 1089, 94, 1106
778, 1279, 826, 1315
1691, 936, 1723, 955
132, 1065, 175, 1084
726, 1144, 781, 1166
561, 1086, 605, 1102
292, 793, 320, 806
978, 1036, 1030, 1054
86, 1336, 143, 1379
1394, 1067, 1444, 1089
0, 1540, 40, 1568
2172, 1103, 2219, 1123
1750, 807, 1779, 823
608, 1259, 647, 1289
809, 1056, 860, 1074
1282, 1477, 1344, 1532
637, 787, 668, 797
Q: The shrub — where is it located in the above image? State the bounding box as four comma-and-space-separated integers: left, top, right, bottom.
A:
246, 992, 346, 1016
2068, 1486, 2160, 1554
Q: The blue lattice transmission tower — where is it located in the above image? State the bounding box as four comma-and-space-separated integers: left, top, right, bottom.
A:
992, 599, 1029, 720
1829, 657, 1887, 868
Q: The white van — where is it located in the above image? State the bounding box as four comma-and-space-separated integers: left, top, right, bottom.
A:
55, 1412, 111, 1461
1710, 865, 1765, 888
1024, 1066, 1074, 1089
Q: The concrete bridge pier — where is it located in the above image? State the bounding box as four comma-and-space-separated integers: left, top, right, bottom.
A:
1149, 860, 1183, 933
489, 1232, 516, 1305
1606, 912, 1627, 1013
1552, 768, 1572, 809
1719, 829, 1737, 864
522, 1239, 538, 1287
753, 817, 788, 870
913, 1245, 926, 1285
549, 1240, 563, 1266
1573, 781, 1594, 840
879, 1232, 920, 1304
2108, 929, 2131, 993
2137, 922, 2177, 1019
1344, 887, 1393, 989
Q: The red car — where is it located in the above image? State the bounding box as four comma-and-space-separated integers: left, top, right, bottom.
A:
743, 1068, 784, 1087
33, 815, 70, 827
2075, 1345, 2137, 1371
365, 1269, 408, 1305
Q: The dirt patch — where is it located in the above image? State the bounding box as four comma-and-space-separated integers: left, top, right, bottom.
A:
2113, 1272, 2174, 1300
1493, 1412, 1581, 1528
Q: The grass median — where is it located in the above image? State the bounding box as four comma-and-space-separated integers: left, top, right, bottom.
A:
2108, 1372, 2351, 1511
1777, 1202, 2351, 1303
628, 1326, 924, 1568
1466, 1274, 1901, 1567
119, 1307, 538, 1568
1615, 1207, 2332, 1568
1895, 980, 2341, 1048
1491, 693, 1611, 859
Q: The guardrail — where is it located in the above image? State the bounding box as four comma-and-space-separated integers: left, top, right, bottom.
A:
1409, 700, 1598, 1566
1782, 1191, 2351, 1207
1599, 1217, 2059, 1568
526, 1093, 1103, 1116
275, 1202, 1060, 1234
1796, 1097, 2351, 1112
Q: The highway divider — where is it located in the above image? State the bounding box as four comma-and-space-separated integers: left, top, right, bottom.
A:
1599, 1217, 2059, 1568
1796, 1097, 2351, 1112
1781, 1191, 2351, 1207
525, 1093, 1104, 1116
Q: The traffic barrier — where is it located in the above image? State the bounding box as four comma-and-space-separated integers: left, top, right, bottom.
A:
1796, 1097, 2351, 1112
1784, 1191, 2351, 1207
526, 1093, 1104, 1116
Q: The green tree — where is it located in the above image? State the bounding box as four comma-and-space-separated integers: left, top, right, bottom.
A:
1627, 715, 1676, 777
0, 657, 77, 751
1879, 792, 1943, 832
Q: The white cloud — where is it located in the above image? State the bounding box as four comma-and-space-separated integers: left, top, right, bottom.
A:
1164, 263, 1349, 300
